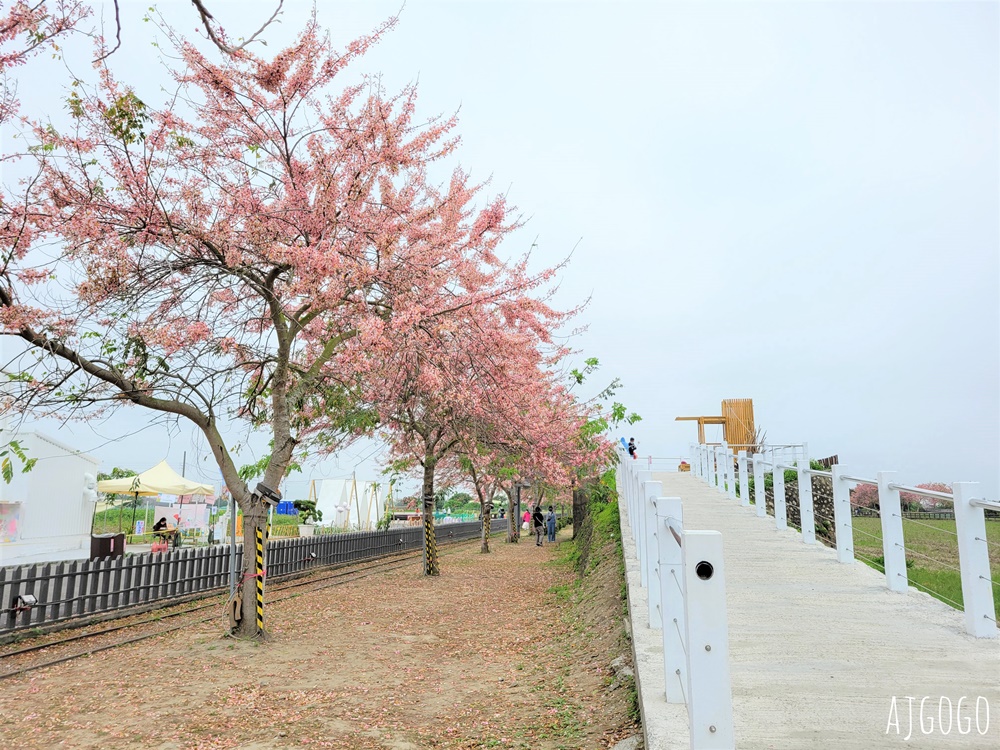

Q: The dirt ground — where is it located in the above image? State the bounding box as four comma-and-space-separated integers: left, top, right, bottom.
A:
0, 530, 637, 749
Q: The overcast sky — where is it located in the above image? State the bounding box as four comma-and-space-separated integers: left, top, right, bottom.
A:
3, 1, 998, 500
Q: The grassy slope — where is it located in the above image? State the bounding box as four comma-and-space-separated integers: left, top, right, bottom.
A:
851, 517, 1000, 619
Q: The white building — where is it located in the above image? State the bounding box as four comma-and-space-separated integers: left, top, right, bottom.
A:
0, 430, 101, 566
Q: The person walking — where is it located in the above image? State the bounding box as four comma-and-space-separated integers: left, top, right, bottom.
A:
521, 508, 531, 533
532, 505, 545, 546
546, 505, 557, 542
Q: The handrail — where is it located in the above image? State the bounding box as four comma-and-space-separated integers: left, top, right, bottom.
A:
618, 459, 736, 747
887, 483, 953, 501
666, 517, 683, 547
971, 498, 1000, 511
840, 474, 878, 485
687, 441, 997, 639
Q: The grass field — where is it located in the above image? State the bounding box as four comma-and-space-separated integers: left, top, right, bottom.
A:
851, 517, 1000, 620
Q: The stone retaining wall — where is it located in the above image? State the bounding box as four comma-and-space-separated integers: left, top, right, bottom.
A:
764, 474, 836, 546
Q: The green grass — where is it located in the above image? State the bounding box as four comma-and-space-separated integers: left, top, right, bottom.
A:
852, 517, 1000, 619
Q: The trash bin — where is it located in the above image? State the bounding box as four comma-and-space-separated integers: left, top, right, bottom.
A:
90, 533, 126, 560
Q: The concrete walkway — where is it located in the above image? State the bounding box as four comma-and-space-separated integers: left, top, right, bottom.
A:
626, 471, 1000, 749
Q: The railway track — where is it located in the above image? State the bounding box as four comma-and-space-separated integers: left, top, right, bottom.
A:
0, 543, 461, 681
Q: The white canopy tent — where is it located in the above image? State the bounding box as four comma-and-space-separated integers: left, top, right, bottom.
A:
96, 460, 214, 535
96, 460, 214, 496
313, 478, 383, 530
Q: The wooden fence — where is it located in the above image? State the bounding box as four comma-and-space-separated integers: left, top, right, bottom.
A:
0, 519, 503, 635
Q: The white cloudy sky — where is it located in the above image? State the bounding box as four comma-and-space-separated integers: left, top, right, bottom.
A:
2, 1, 997, 500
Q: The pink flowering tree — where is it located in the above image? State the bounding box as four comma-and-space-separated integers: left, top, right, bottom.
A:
372, 258, 581, 570
0, 1, 89, 126
850, 482, 953, 512
0, 16, 516, 634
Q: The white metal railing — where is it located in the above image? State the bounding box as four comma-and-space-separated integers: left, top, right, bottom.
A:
686, 441, 998, 639
619, 450, 736, 749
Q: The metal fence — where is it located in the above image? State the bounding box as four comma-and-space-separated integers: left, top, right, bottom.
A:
0, 519, 503, 635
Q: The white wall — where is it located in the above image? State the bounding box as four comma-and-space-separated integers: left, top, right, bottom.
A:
0, 431, 100, 566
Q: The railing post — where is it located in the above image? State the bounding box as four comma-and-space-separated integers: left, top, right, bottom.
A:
625, 461, 634, 541
718, 441, 728, 496
876, 471, 908, 593
953, 482, 997, 638
773, 449, 787, 530
637, 470, 652, 587
726, 447, 737, 501
622, 459, 634, 544
625, 460, 639, 544
723, 446, 730, 498
643, 481, 662, 629
631, 464, 641, 546
737, 450, 749, 507
683, 530, 735, 748
753, 451, 767, 517
798, 442, 815, 544
656, 497, 686, 703
831, 464, 854, 564
712, 446, 720, 488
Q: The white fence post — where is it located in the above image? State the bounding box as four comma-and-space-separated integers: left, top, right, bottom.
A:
953, 482, 998, 638
632, 464, 642, 546
643, 481, 663, 629
773, 449, 787, 530
719, 442, 729, 497
753, 451, 767, 518
798, 442, 815, 544
629, 462, 639, 546
621, 459, 632, 541
877, 471, 908, 593
712, 446, 720, 488
683, 530, 735, 749
726, 448, 737, 501
737, 450, 749, 507
656, 497, 686, 703
831, 464, 854, 564
637, 470, 652, 587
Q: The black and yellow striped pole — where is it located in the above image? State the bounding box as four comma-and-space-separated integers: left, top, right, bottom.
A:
249, 482, 281, 635
254, 525, 265, 632
422, 495, 439, 575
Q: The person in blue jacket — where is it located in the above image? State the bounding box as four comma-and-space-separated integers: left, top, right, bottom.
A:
546, 505, 557, 542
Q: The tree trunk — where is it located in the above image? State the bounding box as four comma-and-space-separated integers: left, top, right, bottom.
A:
507, 493, 518, 543
234, 497, 269, 637
572, 488, 585, 540
421, 460, 439, 576
481, 500, 492, 553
